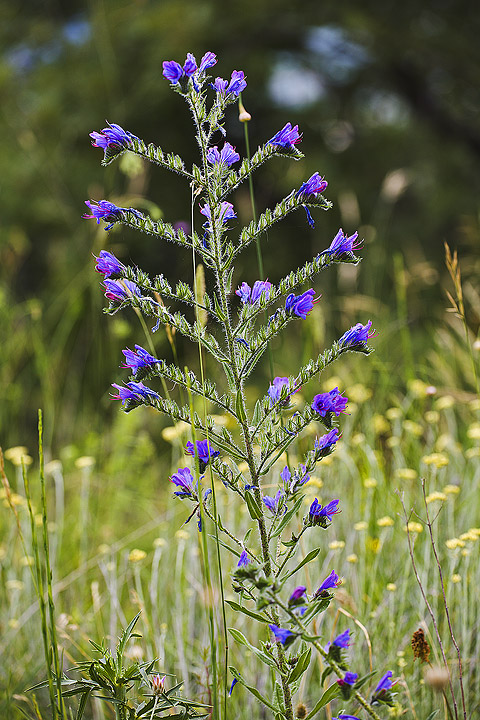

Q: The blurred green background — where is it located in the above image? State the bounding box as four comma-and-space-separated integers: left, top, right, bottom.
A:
1, 0, 479, 450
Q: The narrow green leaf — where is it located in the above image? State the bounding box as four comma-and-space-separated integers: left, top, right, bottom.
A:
228, 666, 276, 712
304, 683, 340, 719
244, 491, 263, 520
228, 628, 279, 671
76, 690, 91, 720
116, 611, 141, 665
235, 389, 247, 424
354, 669, 377, 690
280, 547, 321, 583
288, 647, 311, 684
226, 600, 270, 624
426, 712, 440, 720
271, 496, 304, 539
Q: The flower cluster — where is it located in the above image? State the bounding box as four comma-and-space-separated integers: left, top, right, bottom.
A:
87, 49, 385, 720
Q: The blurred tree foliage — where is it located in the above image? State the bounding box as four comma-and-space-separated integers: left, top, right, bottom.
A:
1, 0, 479, 448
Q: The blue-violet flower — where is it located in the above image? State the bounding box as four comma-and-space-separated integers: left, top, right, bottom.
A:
296, 172, 328, 199
121, 345, 161, 372
339, 320, 375, 349
311, 387, 348, 417
285, 289, 318, 319
207, 142, 240, 167
94, 250, 125, 278
315, 428, 340, 453
83, 200, 123, 230
185, 439, 220, 472
103, 278, 141, 303
111, 381, 159, 405
262, 489, 286, 515
236, 280, 272, 305
170, 467, 197, 498
237, 550, 250, 567
325, 228, 362, 256
268, 122, 302, 149
315, 570, 341, 596
89, 122, 135, 151
269, 624, 295, 646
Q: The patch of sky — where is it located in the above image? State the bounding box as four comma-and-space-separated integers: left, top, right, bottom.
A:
305, 25, 370, 83
268, 54, 325, 109
6, 15, 90, 74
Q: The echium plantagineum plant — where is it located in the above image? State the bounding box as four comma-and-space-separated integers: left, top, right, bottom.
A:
86, 51, 397, 720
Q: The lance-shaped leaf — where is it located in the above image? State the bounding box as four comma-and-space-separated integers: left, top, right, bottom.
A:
226, 600, 271, 624
228, 666, 277, 712
228, 630, 283, 673
304, 683, 341, 719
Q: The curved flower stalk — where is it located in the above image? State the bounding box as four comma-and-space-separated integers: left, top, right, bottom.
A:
86, 50, 391, 720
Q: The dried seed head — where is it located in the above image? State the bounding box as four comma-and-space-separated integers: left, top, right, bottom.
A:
295, 702, 307, 719
411, 628, 430, 663
424, 665, 449, 692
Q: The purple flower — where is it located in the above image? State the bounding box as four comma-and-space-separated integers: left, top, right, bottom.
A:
333, 629, 352, 649
228, 678, 238, 696
289, 586, 306, 604
94, 250, 125, 278
237, 550, 250, 567
121, 345, 161, 372
282, 464, 310, 494
311, 388, 348, 417
83, 200, 123, 230
207, 142, 240, 167
339, 320, 376, 349
269, 624, 295, 646
309, 498, 340, 523
185, 440, 219, 471
296, 172, 328, 199
199, 52, 217, 73
236, 280, 272, 304
338, 672, 358, 687
333, 715, 361, 720
268, 377, 290, 405
285, 289, 318, 319
325, 228, 362, 257
111, 381, 159, 406
200, 201, 236, 231
170, 467, 197, 498
374, 671, 394, 695
262, 489, 286, 515
89, 122, 135, 151
315, 428, 340, 453
212, 70, 247, 97
183, 52, 197, 77
103, 278, 141, 303
315, 570, 340, 596
162, 60, 184, 84
268, 122, 302, 149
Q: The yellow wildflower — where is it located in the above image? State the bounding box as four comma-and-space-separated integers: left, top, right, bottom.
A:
445, 538, 465, 550
75, 456, 95, 469
329, 540, 345, 550
404, 522, 423, 534
451, 574, 461, 584
347, 554, 358, 563
128, 549, 147, 563
443, 484, 460, 495
434, 395, 454, 410
408, 379, 430, 398
348, 383, 372, 403
424, 410, 440, 424
386, 407, 402, 420
426, 492, 447, 504
373, 414, 390, 435
377, 516, 394, 527
153, 537, 166, 548
467, 422, 480, 440
403, 420, 423, 436
422, 453, 449, 468
386, 436, 400, 448
352, 432, 365, 446
386, 583, 397, 592
466, 447, 480, 459
364, 477, 377, 488
395, 468, 418, 480
354, 521, 368, 531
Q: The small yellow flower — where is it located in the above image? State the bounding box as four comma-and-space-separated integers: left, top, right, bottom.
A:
347, 554, 358, 563
403, 420, 423, 436
367, 537, 381, 553
386, 407, 402, 420
363, 477, 377, 489
468, 527, 480, 537
351, 432, 365, 446
395, 468, 418, 481
308, 476, 323, 488
386, 436, 400, 448
75, 456, 95, 469
237, 461, 249, 473
45, 460, 62, 474
461, 549, 470, 557
397, 658, 407, 669
443, 484, 460, 495
322, 376, 342, 392
329, 540, 345, 550
377, 516, 394, 527
6, 580, 24, 591
467, 422, 480, 440
153, 537, 166, 548
424, 410, 440, 424
4, 446, 30, 466
408, 379, 429, 398
20, 556, 34, 567
434, 395, 454, 410
451, 574, 461, 584
445, 538, 465, 550
354, 521, 368, 531
404, 522, 423, 534
373, 414, 390, 435
7, 492, 26, 507
175, 529, 190, 540
161, 421, 189, 443
128, 548, 147, 563
469, 398, 480, 411
426, 492, 447, 504
98, 544, 110, 554
466, 447, 480, 459
8, 619, 19, 629
348, 383, 372, 403
387, 583, 397, 592
320, 455, 334, 466
422, 453, 449, 468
